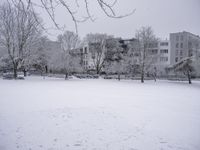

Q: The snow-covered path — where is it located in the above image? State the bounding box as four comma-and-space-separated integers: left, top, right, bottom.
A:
0, 77, 200, 150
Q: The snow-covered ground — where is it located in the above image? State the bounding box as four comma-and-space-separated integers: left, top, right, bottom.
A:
0, 76, 200, 150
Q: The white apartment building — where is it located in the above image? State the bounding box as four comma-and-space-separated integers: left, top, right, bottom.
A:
169, 31, 200, 76
145, 40, 170, 75
170, 31, 200, 65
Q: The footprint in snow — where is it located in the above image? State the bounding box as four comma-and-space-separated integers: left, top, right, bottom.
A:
73, 140, 83, 147
129, 148, 138, 150
54, 138, 57, 142
160, 141, 168, 144
74, 143, 82, 146
16, 127, 21, 133
39, 145, 43, 148
159, 137, 168, 144
17, 136, 22, 139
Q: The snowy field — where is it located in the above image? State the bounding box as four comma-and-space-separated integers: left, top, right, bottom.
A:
0, 76, 200, 150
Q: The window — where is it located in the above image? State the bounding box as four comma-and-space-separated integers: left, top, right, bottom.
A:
180, 50, 183, 56
160, 42, 168, 46
180, 43, 183, 48
160, 49, 168, 54
175, 57, 178, 62
149, 43, 158, 48
150, 49, 158, 54
84, 47, 87, 53
160, 57, 168, 62
176, 49, 179, 56
176, 43, 179, 48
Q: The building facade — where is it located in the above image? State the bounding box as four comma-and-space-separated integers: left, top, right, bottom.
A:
156, 40, 171, 75
142, 40, 171, 75
170, 31, 200, 65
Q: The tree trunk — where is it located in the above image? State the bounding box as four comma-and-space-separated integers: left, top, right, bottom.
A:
153, 67, 157, 82
23, 69, 27, 77
153, 73, 156, 82
45, 65, 48, 74
96, 66, 100, 75
65, 72, 68, 80
13, 66, 17, 79
118, 73, 121, 81
141, 73, 144, 83
187, 70, 192, 84
141, 64, 144, 83
154, 76, 156, 82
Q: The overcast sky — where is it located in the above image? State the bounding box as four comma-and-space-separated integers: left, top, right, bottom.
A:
27, 0, 200, 40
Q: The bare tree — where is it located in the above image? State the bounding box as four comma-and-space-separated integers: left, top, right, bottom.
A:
8, 0, 135, 33
135, 26, 158, 83
57, 30, 81, 79
84, 33, 112, 74
0, 2, 42, 79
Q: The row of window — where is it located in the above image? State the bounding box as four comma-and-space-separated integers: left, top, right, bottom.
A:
83, 61, 88, 66
149, 49, 158, 54
160, 42, 169, 46
176, 43, 183, 48
160, 57, 168, 62
148, 43, 158, 48
176, 49, 183, 56
80, 47, 88, 54
160, 49, 168, 54
148, 42, 169, 48
149, 49, 168, 54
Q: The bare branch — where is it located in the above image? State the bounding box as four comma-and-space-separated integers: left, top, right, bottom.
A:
7, 0, 135, 34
